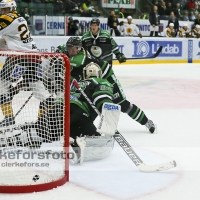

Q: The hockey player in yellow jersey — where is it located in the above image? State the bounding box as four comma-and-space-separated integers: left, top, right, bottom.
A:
178, 24, 191, 38
0, 0, 36, 50
164, 23, 176, 38
191, 25, 200, 38
120, 16, 142, 38
0, 0, 43, 127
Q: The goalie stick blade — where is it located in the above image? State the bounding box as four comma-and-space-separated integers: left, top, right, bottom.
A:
138, 160, 177, 173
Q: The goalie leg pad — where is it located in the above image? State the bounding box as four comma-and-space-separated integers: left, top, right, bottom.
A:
69, 144, 80, 164
69, 136, 114, 165
83, 136, 115, 162
97, 102, 121, 138
69, 136, 86, 165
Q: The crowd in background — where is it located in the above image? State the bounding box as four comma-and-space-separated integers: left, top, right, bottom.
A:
104, 0, 200, 38
148, 0, 200, 21
16, 0, 200, 37
16, 0, 100, 16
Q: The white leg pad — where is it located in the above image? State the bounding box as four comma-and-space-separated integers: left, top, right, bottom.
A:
83, 136, 115, 162
97, 103, 121, 137
69, 145, 80, 164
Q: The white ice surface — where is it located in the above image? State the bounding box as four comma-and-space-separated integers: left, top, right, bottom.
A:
1, 63, 200, 200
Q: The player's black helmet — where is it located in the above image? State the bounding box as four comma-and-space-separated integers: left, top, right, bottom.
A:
90, 18, 100, 26
66, 37, 82, 51
68, 16, 73, 22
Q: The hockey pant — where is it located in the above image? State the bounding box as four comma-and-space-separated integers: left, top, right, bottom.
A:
37, 99, 101, 142
107, 74, 148, 125
70, 103, 101, 139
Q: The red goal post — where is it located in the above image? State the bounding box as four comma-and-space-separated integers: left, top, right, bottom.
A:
0, 49, 70, 193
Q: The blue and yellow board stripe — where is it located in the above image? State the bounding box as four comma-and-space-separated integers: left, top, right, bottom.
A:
113, 59, 190, 65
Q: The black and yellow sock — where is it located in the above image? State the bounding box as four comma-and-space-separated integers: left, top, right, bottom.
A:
0, 103, 14, 117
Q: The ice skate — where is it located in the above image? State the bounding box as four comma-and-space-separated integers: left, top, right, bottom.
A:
145, 120, 156, 134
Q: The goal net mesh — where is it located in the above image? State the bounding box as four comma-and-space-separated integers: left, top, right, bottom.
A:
0, 50, 69, 191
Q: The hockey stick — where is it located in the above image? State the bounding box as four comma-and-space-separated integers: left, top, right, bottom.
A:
72, 79, 176, 172
14, 93, 33, 118
113, 46, 163, 61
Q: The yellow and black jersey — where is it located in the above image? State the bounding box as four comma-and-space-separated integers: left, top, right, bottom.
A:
164, 27, 176, 37
119, 22, 140, 36
191, 28, 200, 38
179, 27, 191, 38
0, 12, 36, 51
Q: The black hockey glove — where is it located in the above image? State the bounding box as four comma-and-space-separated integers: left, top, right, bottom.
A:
116, 53, 126, 63
138, 33, 142, 38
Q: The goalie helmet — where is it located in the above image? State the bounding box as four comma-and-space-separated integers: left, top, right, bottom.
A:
83, 62, 102, 79
90, 18, 100, 26
0, 0, 17, 12
66, 37, 82, 51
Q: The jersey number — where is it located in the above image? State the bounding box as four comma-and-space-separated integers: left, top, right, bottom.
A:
18, 24, 30, 41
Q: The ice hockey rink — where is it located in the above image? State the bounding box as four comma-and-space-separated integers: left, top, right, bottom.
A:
1, 62, 200, 200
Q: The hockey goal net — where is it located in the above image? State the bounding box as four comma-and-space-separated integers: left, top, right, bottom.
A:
0, 49, 70, 193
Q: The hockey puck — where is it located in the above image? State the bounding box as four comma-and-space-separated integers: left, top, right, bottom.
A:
32, 174, 40, 182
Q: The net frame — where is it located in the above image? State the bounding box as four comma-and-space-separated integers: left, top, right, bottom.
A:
0, 49, 70, 193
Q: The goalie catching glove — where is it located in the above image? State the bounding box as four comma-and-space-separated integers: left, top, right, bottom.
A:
116, 53, 126, 63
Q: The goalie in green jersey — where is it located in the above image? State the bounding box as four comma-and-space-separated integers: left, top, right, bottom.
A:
69, 62, 120, 164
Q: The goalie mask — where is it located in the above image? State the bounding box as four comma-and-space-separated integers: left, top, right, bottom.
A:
0, 0, 17, 13
83, 62, 102, 79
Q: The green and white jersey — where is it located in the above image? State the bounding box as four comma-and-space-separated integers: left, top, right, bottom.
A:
56, 44, 127, 105
56, 45, 114, 80
81, 30, 121, 64
71, 78, 114, 116
70, 91, 90, 116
